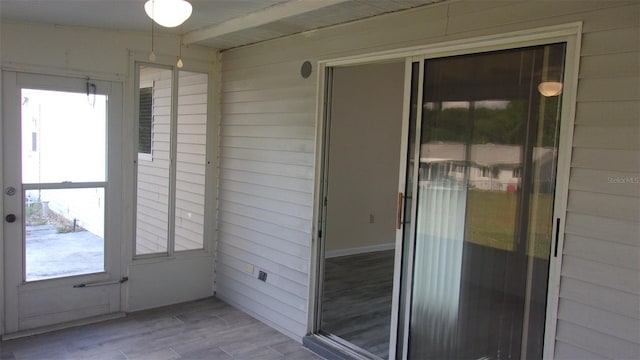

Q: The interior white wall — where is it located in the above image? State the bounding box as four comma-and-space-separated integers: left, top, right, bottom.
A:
0, 20, 218, 325
324, 62, 405, 256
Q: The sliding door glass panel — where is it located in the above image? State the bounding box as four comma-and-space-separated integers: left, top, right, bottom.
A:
408, 43, 565, 359
522, 44, 565, 358
136, 65, 172, 255
174, 71, 208, 251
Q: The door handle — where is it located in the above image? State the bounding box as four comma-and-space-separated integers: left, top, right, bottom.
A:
73, 277, 129, 288
396, 192, 404, 230
5, 214, 16, 223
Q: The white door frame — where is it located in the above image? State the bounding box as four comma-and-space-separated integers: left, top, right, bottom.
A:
309, 22, 582, 359
1, 70, 125, 337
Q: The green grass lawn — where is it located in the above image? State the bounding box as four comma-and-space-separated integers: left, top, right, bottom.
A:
464, 189, 553, 259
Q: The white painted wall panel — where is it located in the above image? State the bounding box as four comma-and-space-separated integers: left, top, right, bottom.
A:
220, 190, 312, 220
556, 320, 639, 359
570, 168, 640, 197
218, 1, 640, 356
562, 255, 638, 295
560, 277, 639, 320
563, 233, 639, 271
565, 213, 639, 247
558, 299, 639, 344
571, 148, 640, 173
554, 341, 605, 360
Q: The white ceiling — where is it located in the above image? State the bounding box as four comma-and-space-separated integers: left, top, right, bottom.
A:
0, 0, 441, 49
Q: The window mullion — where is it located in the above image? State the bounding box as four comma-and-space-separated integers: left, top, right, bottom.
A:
167, 68, 179, 256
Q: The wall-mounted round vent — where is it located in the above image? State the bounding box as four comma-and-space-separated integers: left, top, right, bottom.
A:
301, 61, 312, 79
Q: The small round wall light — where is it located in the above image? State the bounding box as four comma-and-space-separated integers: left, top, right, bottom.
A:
301, 61, 312, 79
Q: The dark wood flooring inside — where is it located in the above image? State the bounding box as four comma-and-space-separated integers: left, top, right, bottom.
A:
321, 250, 395, 359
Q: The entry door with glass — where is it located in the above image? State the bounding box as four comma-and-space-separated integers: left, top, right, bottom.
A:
2, 72, 123, 335
399, 43, 567, 359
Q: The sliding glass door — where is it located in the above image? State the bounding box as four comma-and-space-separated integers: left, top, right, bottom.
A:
403, 43, 566, 359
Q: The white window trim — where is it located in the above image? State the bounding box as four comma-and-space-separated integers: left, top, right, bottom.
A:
128, 50, 215, 260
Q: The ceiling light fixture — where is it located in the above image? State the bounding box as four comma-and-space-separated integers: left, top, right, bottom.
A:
538, 45, 564, 97
145, 0, 193, 28
538, 81, 563, 97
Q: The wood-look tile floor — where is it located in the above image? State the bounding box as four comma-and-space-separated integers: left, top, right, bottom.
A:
0, 297, 323, 360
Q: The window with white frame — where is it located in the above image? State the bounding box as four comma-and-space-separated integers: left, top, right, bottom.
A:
135, 64, 209, 256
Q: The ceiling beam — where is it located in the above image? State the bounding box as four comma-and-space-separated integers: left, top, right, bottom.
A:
184, 0, 350, 44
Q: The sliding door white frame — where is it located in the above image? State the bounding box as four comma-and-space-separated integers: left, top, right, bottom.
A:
309, 22, 582, 359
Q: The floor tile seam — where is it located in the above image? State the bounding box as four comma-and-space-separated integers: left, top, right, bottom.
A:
168, 347, 181, 359
214, 314, 230, 327
218, 346, 234, 358
266, 344, 286, 357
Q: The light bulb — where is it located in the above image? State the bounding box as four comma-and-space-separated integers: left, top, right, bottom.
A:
149, 51, 157, 62
177, 58, 184, 68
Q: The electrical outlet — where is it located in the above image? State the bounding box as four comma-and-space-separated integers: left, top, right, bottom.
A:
258, 270, 268, 282
245, 263, 254, 274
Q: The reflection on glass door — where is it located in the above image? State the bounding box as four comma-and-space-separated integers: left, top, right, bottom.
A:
22, 88, 107, 281
407, 43, 565, 359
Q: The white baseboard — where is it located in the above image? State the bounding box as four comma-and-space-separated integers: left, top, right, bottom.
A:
325, 242, 395, 258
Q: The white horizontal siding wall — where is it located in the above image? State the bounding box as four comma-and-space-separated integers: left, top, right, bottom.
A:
218, 0, 640, 354
558, 2, 640, 356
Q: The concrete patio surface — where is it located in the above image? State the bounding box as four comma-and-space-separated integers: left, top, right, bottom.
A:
25, 224, 104, 281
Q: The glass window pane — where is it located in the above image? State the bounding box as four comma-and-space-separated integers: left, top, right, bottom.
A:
136, 65, 172, 255
138, 87, 153, 154
21, 89, 106, 183
174, 71, 208, 251
409, 43, 565, 359
25, 188, 105, 281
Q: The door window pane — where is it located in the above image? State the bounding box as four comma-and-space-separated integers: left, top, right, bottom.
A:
21, 89, 106, 183
25, 188, 105, 281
